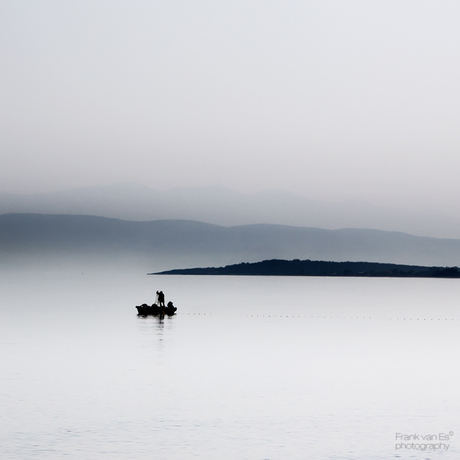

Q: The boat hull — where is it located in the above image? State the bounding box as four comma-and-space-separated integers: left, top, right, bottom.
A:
136, 303, 177, 316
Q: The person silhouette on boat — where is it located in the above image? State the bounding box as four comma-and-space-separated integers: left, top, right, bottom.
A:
158, 291, 165, 308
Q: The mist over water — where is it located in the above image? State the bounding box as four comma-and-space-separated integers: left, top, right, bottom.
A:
1, 265, 460, 459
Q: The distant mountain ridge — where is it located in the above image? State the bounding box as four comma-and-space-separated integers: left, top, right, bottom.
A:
0, 183, 458, 239
1, 213, 460, 270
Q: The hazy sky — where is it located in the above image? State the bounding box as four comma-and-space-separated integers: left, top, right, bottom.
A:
1, 0, 460, 212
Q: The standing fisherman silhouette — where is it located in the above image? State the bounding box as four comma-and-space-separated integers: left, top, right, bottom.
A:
155, 290, 166, 316
158, 291, 165, 308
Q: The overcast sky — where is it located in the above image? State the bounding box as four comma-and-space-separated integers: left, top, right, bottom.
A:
1, 0, 460, 213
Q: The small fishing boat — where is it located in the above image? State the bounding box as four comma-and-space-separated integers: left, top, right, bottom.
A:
135, 303, 177, 316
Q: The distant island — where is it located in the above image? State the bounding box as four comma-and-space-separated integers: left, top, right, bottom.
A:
151, 259, 460, 278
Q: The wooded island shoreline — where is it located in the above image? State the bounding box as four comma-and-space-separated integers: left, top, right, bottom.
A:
151, 259, 460, 278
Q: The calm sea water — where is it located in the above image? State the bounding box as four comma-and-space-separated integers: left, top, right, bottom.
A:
1, 266, 460, 459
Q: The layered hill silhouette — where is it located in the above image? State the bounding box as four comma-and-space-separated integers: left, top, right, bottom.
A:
2, 214, 460, 270
0, 183, 459, 239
